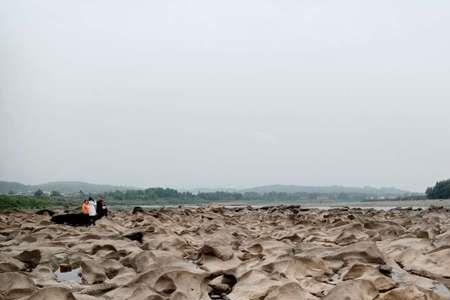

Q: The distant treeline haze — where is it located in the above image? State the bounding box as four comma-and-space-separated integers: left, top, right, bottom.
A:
104, 188, 406, 205
1, 180, 448, 211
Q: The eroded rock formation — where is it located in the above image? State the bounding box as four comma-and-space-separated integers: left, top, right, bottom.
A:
0, 205, 449, 299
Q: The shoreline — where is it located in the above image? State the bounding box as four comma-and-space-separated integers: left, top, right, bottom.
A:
113, 198, 450, 211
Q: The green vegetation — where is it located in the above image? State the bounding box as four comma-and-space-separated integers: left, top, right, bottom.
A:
0, 194, 81, 212
1, 181, 410, 197
0, 195, 55, 211
426, 179, 450, 199
34, 189, 44, 197
105, 188, 200, 205
198, 191, 243, 201
0, 182, 425, 211
104, 188, 400, 206
50, 190, 62, 197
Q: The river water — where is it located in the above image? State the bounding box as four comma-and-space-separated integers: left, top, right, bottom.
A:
120, 199, 450, 210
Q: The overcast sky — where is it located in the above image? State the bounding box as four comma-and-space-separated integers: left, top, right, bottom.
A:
1, 1, 449, 192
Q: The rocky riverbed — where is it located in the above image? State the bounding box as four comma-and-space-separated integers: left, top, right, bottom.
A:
1, 205, 450, 299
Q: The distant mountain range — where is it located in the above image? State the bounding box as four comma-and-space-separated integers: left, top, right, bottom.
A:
0, 181, 412, 196
177, 185, 411, 196
0, 181, 137, 194
240, 185, 410, 196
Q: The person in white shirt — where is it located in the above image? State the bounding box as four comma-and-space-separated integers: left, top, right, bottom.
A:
88, 197, 97, 225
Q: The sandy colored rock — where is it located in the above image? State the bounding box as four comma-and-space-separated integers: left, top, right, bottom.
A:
200, 239, 234, 261
324, 241, 386, 265
25, 287, 77, 300
264, 282, 319, 300
343, 263, 396, 291
0, 272, 36, 299
379, 285, 445, 300
80, 260, 107, 284
0, 254, 25, 273
323, 279, 379, 300
0, 206, 449, 299
31, 264, 58, 286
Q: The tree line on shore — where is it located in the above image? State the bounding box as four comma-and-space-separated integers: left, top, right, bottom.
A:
0, 188, 399, 211
426, 179, 450, 199
103, 187, 401, 205
105, 179, 450, 202
0, 195, 74, 211
1, 179, 449, 211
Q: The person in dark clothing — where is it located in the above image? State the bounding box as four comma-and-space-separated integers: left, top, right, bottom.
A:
96, 197, 108, 218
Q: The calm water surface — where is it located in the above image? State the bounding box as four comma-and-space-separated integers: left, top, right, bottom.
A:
121, 199, 450, 210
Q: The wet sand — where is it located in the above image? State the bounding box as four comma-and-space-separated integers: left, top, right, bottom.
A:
1, 205, 450, 299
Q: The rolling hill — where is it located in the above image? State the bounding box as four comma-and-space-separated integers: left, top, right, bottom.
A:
0, 181, 137, 194
1, 181, 412, 197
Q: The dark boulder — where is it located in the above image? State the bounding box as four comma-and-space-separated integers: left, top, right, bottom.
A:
51, 213, 91, 227
35, 209, 55, 216
15, 250, 41, 271
132, 207, 145, 214
123, 232, 144, 243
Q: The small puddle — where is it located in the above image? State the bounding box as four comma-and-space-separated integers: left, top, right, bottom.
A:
55, 265, 82, 284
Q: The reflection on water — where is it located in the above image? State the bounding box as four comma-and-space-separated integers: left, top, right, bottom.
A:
55, 265, 81, 283
127, 199, 450, 210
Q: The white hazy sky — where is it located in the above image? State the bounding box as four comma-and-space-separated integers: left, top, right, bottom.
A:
1, 1, 450, 192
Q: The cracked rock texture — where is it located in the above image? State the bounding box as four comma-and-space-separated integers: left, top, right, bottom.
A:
1, 205, 450, 300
